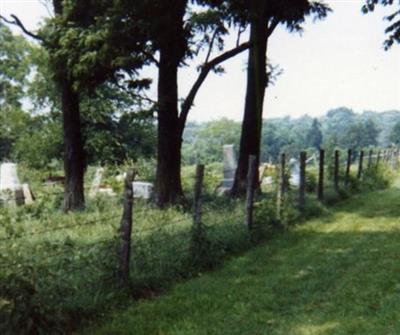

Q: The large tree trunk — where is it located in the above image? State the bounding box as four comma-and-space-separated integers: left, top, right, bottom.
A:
231, 14, 268, 197
154, 1, 187, 207
62, 83, 85, 211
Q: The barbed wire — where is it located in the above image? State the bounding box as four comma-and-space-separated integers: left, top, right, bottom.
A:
0, 212, 121, 243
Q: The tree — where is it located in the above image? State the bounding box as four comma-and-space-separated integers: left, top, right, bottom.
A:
130, 1, 254, 207
307, 118, 323, 150
2, 1, 151, 211
362, 0, 400, 49
231, 0, 331, 196
389, 120, 400, 144
0, 22, 33, 160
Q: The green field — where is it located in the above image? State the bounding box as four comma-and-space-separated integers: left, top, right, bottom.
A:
85, 178, 400, 335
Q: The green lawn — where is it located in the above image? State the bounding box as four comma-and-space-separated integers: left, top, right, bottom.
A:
83, 179, 400, 335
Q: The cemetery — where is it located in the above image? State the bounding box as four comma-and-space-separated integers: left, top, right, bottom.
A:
0, 0, 399, 334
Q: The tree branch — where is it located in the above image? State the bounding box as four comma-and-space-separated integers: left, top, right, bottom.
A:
0, 14, 43, 42
204, 28, 218, 64
178, 41, 251, 133
267, 18, 280, 38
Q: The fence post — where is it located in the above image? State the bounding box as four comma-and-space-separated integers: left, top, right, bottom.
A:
118, 170, 135, 285
318, 149, 324, 201
276, 153, 286, 220
299, 151, 306, 211
376, 150, 381, 168
357, 150, 364, 179
345, 149, 352, 189
193, 164, 205, 229
334, 150, 340, 193
191, 164, 205, 263
245, 155, 257, 231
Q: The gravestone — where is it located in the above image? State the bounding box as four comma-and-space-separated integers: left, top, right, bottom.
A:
22, 184, 34, 205
0, 163, 25, 206
222, 144, 236, 188
132, 181, 153, 199
89, 167, 104, 198
288, 158, 300, 186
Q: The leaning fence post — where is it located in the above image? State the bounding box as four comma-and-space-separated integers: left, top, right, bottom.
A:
245, 155, 257, 231
357, 150, 364, 179
276, 153, 286, 220
318, 149, 324, 201
334, 150, 340, 193
345, 149, 352, 189
299, 151, 306, 211
118, 170, 135, 285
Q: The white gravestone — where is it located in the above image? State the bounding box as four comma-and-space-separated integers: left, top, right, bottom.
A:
288, 158, 300, 187
0, 163, 25, 206
132, 181, 153, 199
222, 144, 236, 188
89, 167, 104, 198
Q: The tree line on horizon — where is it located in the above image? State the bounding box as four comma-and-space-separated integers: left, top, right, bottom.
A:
183, 107, 400, 165
0, 0, 398, 211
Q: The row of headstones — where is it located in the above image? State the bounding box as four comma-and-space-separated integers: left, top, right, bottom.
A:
0, 163, 154, 207
0, 145, 357, 206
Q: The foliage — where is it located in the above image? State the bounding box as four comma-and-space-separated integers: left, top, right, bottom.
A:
389, 120, 400, 145
0, 22, 33, 160
85, 177, 400, 335
362, 0, 400, 49
183, 119, 240, 165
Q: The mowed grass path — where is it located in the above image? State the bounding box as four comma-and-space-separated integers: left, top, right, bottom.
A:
84, 181, 400, 335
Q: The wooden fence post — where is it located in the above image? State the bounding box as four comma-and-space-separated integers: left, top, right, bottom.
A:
276, 153, 286, 220
191, 164, 205, 261
334, 150, 340, 193
118, 170, 135, 285
345, 149, 352, 189
245, 155, 257, 231
318, 149, 324, 201
193, 164, 205, 230
299, 151, 306, 211
357, 150, 364, 179
394, 149, 399, 170
376, 150, 381, 168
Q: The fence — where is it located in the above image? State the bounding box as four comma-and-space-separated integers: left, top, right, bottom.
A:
0, 147, 399, 331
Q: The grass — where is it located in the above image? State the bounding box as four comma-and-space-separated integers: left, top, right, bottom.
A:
84, 178, 400, 335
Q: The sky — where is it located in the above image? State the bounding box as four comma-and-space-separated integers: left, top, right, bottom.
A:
1, 0, 399, 122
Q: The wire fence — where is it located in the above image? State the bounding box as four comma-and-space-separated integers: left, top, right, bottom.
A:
0, 147, 399, 296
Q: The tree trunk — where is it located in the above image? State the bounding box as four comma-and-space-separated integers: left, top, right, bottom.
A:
231, 15, 268, 197
62, 83, 85, 211
154, 2, 186, 207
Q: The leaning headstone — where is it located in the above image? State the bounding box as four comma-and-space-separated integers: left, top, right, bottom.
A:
288, 158, 300, 186
0, 163, 25, 206
132, 181, 153, 199
89, 167, 104, 198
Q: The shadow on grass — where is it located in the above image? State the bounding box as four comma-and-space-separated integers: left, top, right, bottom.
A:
90, 229, 400, 335
332, 185, 400, 219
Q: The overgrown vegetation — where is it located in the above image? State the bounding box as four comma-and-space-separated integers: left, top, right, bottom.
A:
0, 161, 394, 334
84, 175, 400, 334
